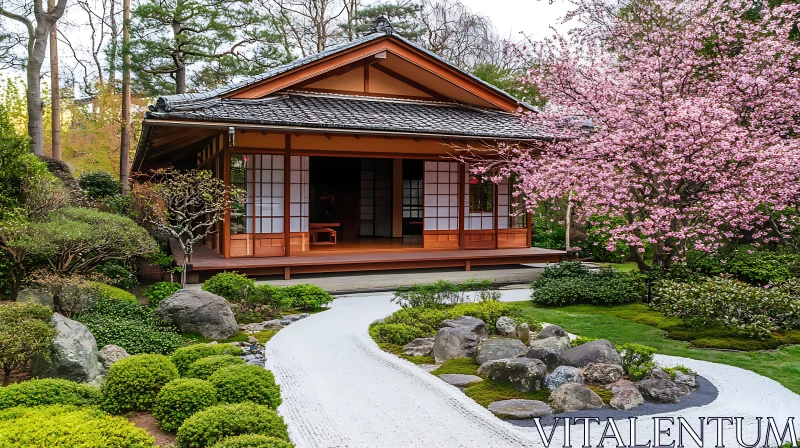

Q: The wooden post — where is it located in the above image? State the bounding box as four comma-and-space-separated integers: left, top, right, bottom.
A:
284, 135, 291, 257
458, 163, 465, 249
493, 182, 499, 249
284, 267, 291, 281
465, 259, 471, 272
222, 143, 231, 258
392, 158, 403, 238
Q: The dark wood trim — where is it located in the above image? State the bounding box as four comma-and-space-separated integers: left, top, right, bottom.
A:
223, 146, 231, 259
364, 64, 369, 92
295, 87, 434, 102
292, 57, 379, 90
458, 163, 465, 249
371, 64, 450, 102
494, 182, 499, 249
284, 135, 291, 257
526, 212, 532, 248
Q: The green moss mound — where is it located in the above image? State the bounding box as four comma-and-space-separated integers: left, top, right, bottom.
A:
101, 354, 179, 414
212, 434, 295, 448
0, 378, 100, 410
176, 403, 289, 448
208, 364, 282, 409
185, 355, 245, 380
172, 343, 244, 375
153, 378, 218, 432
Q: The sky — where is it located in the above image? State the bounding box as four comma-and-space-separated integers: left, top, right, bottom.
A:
460, 0, 573, 40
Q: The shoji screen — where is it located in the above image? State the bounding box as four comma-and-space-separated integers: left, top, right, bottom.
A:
290, 156, 309, 233
360, 159, 392, 237
423, 161, 459, 231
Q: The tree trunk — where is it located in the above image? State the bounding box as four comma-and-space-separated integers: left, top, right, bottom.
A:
120, 0, 131, 194
2, 367, 11, 387
630, 245, 651, 271
49, 0, 62, 160
26, 55, 45, 155
8, 268, 23, 302
565, 190, 573, 252
175, 59, 186, 94
180, 262, 187, 288
107, 0, 118, 86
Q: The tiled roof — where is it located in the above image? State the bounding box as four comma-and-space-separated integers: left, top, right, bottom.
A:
149, 91, 546, 139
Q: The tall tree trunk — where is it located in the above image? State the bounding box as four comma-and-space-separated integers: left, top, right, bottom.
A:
565, 190, 573, 252
2, 367, 11, 387
630, 245, 651, 271
120, 0, 131, 193
48, 0, 61, 160
175, 60, 186, 94
27, 46, 46, 156
107, 0, 118, 86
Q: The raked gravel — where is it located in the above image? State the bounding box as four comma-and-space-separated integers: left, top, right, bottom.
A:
265, 291, 800, 448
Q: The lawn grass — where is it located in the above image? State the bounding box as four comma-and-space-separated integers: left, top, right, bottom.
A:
509, 302, 800, 395
601, 262, 641, 272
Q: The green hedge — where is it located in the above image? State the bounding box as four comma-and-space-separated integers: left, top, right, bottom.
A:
0, 379, 100, 410
152, 378, 218, 432
392, 279, 498, 308
281, 284, 333, 310
208, 364, 282, 409
212, 434, 295, 448
531, 262, 646, 306
171, 343, 245, 376
0, 404, 155, 447
186, 355, 245, 380
101, 354, 180, 414
176, 403, 289, 448
202, 272, 255, 303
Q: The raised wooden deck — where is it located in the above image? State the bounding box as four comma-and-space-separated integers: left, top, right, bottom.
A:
173, 240, 564, 281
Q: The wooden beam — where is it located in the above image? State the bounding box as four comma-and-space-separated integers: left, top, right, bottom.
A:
392, 159, 403, 238
458, 163, 465, 249
223, 144, 231, 259
284, 135, 292, 257
494, 182, 499, 249
371, 63, 450, 102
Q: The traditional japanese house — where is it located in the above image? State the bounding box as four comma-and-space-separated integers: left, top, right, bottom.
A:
134, 18, 563, 281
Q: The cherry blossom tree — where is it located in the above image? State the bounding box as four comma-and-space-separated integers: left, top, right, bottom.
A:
474, 0, 800, 270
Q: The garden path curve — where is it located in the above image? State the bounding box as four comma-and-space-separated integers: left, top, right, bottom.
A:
266, 291, 800, 448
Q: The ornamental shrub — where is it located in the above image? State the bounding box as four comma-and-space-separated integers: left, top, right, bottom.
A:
368, 322, 425, 345
531, 262, 646, 306
101, 354, 180, 414
248, 284, 293, 316
152, 378, 218, 432
0, 302, 56, 386
171, 343, 245, 376
143, 281, 181, 308
212, 434, 295, 448
97, 262, 139, 291
283, 284, 333, 310
0, 404, 155, 447
75, 296, 182, 355
686, 245, 800, 285
186, 355, 245, 380
392, 279, 497, 308
0, 378, 100, 410
79, 170, 122, 199
202, 271, 255, 303
176, 402, 289, 448
89, 281, 138, 303
652, 276, 800, 338
618, 343, 657, 381
208, 364, 282, 409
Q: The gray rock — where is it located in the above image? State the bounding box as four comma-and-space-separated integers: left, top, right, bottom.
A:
241, 320, 284, 332
17, 289, 54, 308
544, 365, 583, 391
156, 290, 238, 339
529, 336, 571, 352
280, 319, 292, 326
496, 317, 518, 337
583, 363, 624, 385
549, 383, 604, 412
247, 359, 265, 366
526, 347, 568, 372
288, 314, 302, 322
650, 368, 670, 380
610, 386, 644, 410
537, 324, 568, 340
674, 371, 698, 389
441, 316, 489, 340
31, 314, 106, 384
403, 338, 435, 357
475, 338, 527, 365
562, 339, 623, 368
488, 399, 553, 419
433, 327, 482, 363
517, 323, 531, 342
247, 336, 259, 344
636, 379, 691, 403
299, 313, 310, 319
606, 379, 636, 394
98, 345, 130, 370
486, 358, 548, 393
477, 359, 502, 377
439, 374, 484, 387
418, 364, 439, 373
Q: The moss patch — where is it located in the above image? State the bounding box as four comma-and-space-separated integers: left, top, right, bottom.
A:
463, 379, 551, 408
587, 385, 613, 404
181, 332, 250, 345
376, 343, 435, 365
252, 329, 280, 345
431, 358, 480, 376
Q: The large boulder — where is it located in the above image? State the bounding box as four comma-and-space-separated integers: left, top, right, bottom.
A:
240, 319, 284, 332
403, 338, 435, 357
517, 323, 531, 342
636, 379, 691, 403
674, 371, 698, 389
477, 359, 502, 377
544, 365, 583, 391
433, 328, 482, 363
526, 347, 568, 372
441, 316, 488, 340
486, 358, 548, 393
31, 313, 105, 384
537, 324, 568, 339
649, 368, 671, 380
610, 386, 644, 410
475, 338, 527, 365
488, 399, 554, 419
17, 289, 54, 308
495, 317, 518, 337
529, 336, 571, 352
583, 363, 624, 385
562, 339, 623, 368
156, 289, 238, 339
98, 344, 130, 370
549, 383, 604, 412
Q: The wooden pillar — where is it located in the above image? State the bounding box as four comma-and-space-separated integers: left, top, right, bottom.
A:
222, 139, 231, 259
465, 259, 471, 272
526, 212, 533, 248
284, 135, 292, 257
493, 183, 499, 249
392, 158, 403, 238
284, 266, 291, 281
458, 163, 465, 249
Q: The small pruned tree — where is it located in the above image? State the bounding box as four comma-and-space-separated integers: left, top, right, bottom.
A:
132, 169, 245, 287
0, 301, 56, 385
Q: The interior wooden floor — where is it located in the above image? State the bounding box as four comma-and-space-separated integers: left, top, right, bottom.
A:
176, 238, 564, 281
306, 236, 423, 253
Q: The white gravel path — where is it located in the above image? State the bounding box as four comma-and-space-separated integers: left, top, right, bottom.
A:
266, 292, 800, 448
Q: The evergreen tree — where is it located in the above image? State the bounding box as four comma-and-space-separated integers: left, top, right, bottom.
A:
352, 1, 424, 40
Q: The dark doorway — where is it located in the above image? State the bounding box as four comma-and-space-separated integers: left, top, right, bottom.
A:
309, 157, 360, 241
402, 159, 424, 235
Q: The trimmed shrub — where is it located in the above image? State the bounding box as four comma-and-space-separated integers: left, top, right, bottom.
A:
652, 276, 800, 337
186, 355, 245, 380
172, 343, 245, 376
143, 281, 181, 308
89, 281, 138, 303
283, 284, 333, 310
212, 434, 295, 448
531, 262, 646, 306
687, 245, 800, 285
0, 378, 100, 410
101, 354, 180, 414
176, 403, 289, 448
0, 404, 155, 447
202, 271, 255, 303
79, 170, 121, 199
368, 322, 424, 345
0, 302, 56, 386
152, 378, 218, 432
618, 343, 657, 381
248, 284, 293, 317
392, 279, 497, 308
208, 364, 282, 409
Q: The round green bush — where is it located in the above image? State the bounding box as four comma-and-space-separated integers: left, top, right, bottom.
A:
0, 378, 100, 410
172, 343, 244, 376
176, 403, 289, 448
90, 281, 138, 303
0, 404, 155, 447
152, 378, 218, 432
202, 271, 255, 303
143, 281, 181, 308
212, 434, 295, 448
282, 284, 333, 310
368, 322, 424, 345
101, 354, 180, 414
186, 355, 245, 380
79, 170, 122, 199
208, 364, 281, 409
